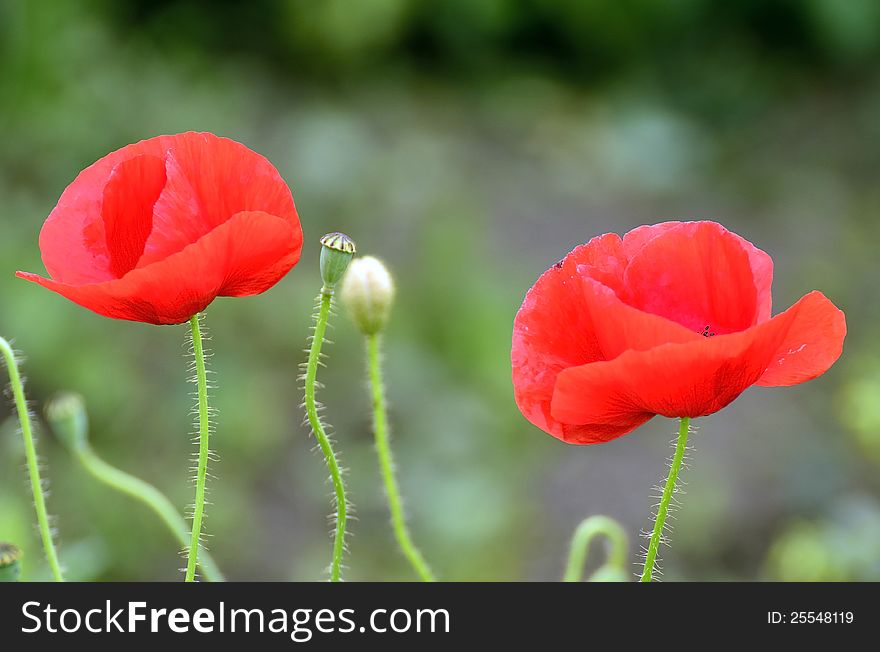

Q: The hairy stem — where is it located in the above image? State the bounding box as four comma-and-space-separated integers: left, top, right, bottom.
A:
367, 334, 435, 582
641, 416, 690, 582
305, 292, 348, 581
563, 515, 628, 582
185, 314, 212, 582
74, 443, 223, 581
0, 336, 64, 581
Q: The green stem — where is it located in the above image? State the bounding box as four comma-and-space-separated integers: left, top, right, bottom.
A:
640, 416, 690, 582
0, 336, 64, 581
185, 314, 212, 582
305, 292, 348, 581
367, 334, 435, 582
563, 515, 627, 582
73, 444, 223, 581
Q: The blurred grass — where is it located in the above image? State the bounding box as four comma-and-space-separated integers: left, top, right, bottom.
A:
1, 0, 879, 581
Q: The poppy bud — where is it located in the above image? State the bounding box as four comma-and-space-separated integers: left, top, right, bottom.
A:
341, 256, 395, 336
0, 542, 22, 582
319, 232, 356, 292
45, 392, 89, 451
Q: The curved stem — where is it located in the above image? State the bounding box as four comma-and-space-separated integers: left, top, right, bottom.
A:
640, 416, 690, 582
74, 444, 223, 581
563, 515, 627, 582
367, 334, 435, 582
0, 336, 64, 581
305, 292, 348, 581
185, 314, 212, 582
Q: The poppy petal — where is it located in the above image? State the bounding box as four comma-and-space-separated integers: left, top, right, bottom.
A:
620, 221, 683, 257
553, 413, 656, 445
511, 234, 627, 438
102, 154, 167, 277
217, 211, 304, 297
756, 291, 846, 387
551, 291, 829, 431
37, 133, 189, 284
36, 132, 298, 283
569, 232, 628, 295
137, 133, 298, 267
622, 221, 774, 325
579, 278, 700, 360
16, 211, 301, 325
39, 179, 113, 286
511, 233, 702, 440
621, 221, 767, 334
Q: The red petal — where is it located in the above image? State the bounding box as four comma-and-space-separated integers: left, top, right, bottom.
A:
621, 221, 769, 334
744, 237, 773, 323
135, 148, 203, 265
554, 413, 655, 445
36, 132, 298, 282
137, 133, 298, 267
511, 234, 626, 438
756, 291, 846, 386
102, 154, 166, 277
579, 278, 700, 360
17, 211, 301, 325
512, 233, 701, 440
622, 221, 774, 326
217, 211, 304, 297
38, 133, 187, 284
620, 221, 683, 257
551, 292, 830, 433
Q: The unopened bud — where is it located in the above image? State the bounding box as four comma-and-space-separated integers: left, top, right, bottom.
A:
0, 542, 22, 582
45, 392, 89, 451
319, 232, 356, 293
340, 256, 395, 336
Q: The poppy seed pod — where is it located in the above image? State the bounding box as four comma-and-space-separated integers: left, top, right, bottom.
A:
319, 232, 356, 292
45, 392, 89, 451
0, 543, 22, 582
341, 256, 395, 336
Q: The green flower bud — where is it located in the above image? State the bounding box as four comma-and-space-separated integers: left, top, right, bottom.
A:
319, 232, 356, 293
0, 542, 22, 582
45, 392, 89, 451
340, 256, 395, 336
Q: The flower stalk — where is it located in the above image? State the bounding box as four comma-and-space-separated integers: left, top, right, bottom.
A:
367, 333, 435, 581
563, 515, 628, 582
0, 336, 64, 581
304, 292, 348, 581
185, 313, 213, 582
303, 233, 355, 581
340, 255, 434, 580
640, 416, 691, 582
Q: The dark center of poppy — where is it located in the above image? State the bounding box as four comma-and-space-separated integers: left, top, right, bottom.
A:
701, 325, 716, 337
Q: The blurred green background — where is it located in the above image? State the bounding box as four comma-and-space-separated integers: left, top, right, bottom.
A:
1, 0, 879, 581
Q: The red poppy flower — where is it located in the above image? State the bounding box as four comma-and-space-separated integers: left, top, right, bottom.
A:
511, 221, 846, 444
17, 132, 302, 325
